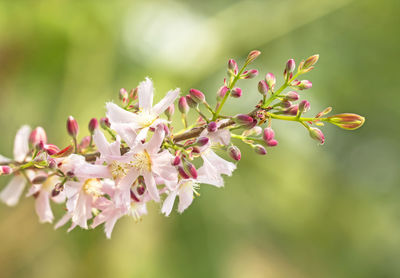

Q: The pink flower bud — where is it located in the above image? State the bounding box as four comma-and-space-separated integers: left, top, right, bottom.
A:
184, 161, 197, 179
309, 127, 325, 145
67, 116, 79, 137
79, 136, 91, 149
241, 69, 258, 79
253, 144, 267, 155
303, 54, 319, 69
44, 144, 60, 155
228, 146, 241, 161
88, 118, 99, 133
48, 158, 57, 169
298, 100, 311, 114
266, 139, 278, 147
231, 87, 242, 98
285, 91, 299, 101
32, 175, 48, 184
185, 95, 198, 108
178, 166, 190, 179
246, 50, 261, 64
265, 73, 276, 90
0, 166, 12, 175
100, 117, 111, 129
119, 88, 129, 103
29, 127, 47, 146
327, 113, 365, 130
278, 100, 291, 108
178, 96, 189, 114
172, 156, 181, 166
196, 137, 209, 147
164, 104, 175, 118
228, 59, 238, 74
315, 107, 332, 118
189, 89, 206, 103
258, 80, 269, 95
296, 80, 312, 90
217, 86, 229, 100
284, 105, 299, 116
285, 59, 296, 73
263, 127, 275, 142
234, 114, 255, 128
207, 121, 218, 133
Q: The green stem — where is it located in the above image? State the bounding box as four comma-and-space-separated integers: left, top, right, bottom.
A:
262, 72, 300, 108
268, 112, 327, 123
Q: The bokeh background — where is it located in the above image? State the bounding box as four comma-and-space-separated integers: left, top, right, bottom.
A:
0, 0, 399, 277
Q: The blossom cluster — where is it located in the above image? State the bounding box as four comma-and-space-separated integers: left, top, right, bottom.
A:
0, 51, 365, 238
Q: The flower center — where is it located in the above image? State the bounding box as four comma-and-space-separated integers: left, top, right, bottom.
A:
137, 110, 157, 128
109, 161, 130, 179
82, 178, 102, 196
130, 150, 152, 172
180, 181, 200, 196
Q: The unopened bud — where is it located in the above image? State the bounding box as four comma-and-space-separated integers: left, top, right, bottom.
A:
100, 117, 111, 129
119, 88, 129, 103
309, 127, 325, 145
67, 116, 79, 137
185, 95, 198, 108
44, 144, 60, 155
263, 127, 275, 142
207, 121, 218, 133
298, 100, 311, 114
0, 166, 12, 175
88, 118, 99, 134
196, 137, 209, 147
228, 146, 241, 161
285, 59, 296, 73
165, 104, 175, 118
278, 100, 291, 108
327, 113, 365, 130
217, 86, 229, 100
183, 161, 197, 179
32, 175, 48, 184
231, 87, 242, 98
234, 114, 256, 128
48, 158, 57, 169
228, 59, 238, 75
285, 91, 299, 101
292, 80, 312, 90
303, 54, 319, 69
266, 139, 278, 147
29, 127, 47, 146
177, 166, 190, 179
245, 50, 261, 64
315, 107, 332, 118
265, 73, 276, 90
79, 136, 91, 149
241, 69, 258, 79
258, 80, 269, 95
172, 156, 181, 166
284, 105, 299, 116
253, 144, 267, 155
178, 97, 189, 114
189, 89, 206, 103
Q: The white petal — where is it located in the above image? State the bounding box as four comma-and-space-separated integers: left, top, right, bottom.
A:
143, 172, 160, 202
152, 88, 180, 115
54, 212, 72, 229
138, 77, 154, 111
106, 102, 136, 124
203, 150, 236, 176
178, 183, 194, 213
161, 190, 177, 216
0, 154, 11, 163
13, 125, 31, 162
0, 175, 26, 206
71, 194, 91, 229
35, 191, 54, 223
114, 170, 139, 208
146, 125, 165, 154
110, 123, 139, 148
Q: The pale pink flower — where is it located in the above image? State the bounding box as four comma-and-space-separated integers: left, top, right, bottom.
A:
0, 125, 31, 206
161, 179, 199, 216
106, 78, 180, 146
57, 154, 112, 179
200, 119, 231, 146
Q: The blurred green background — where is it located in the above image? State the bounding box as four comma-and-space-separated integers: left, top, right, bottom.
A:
0, 0, 399, 277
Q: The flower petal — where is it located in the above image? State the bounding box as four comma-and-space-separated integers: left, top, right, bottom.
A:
35, 190, 54, 223
146, 125, 165, 154
0, 154, 11, 163
152, 88, 180, 115
143, 172, 160, 202
178, 182, 194, 213
161, 190, 177, 216
13, 125, 31, 162
106, 102, 136, 124
0, 175, 26, 206
138, 77, 154, 111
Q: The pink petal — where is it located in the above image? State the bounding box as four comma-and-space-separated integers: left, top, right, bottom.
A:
143, 172, 160, 202
161, 190, 177, 216
106, 102, 136, 124
178, 183, 194, 213
0, 175, 26, 206
146, 125, 165, 154
152, 88, 180, 115
13, 125, 31, 162
35, 190, 54, 223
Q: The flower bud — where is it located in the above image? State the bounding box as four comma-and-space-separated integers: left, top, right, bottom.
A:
241, 69, 258, 79
164, 104, 175, 118
44, 144, 60, 155
245, 50, 261, 64
258, 80, 269, 95
32, 175, 48, 184
119, 88, 129, 103
285, 59, 296, 73
29, 127, 47, 147
327, 113, 365, 130
242, 126, 262, 137
88, 118, 99, 134
265, 73, 276, 90
48, 158, 57, 169
228, 59, 238, 75
178, 166, 190, 179
298, 100, 311, 114
266, 139, 278, 147
284, 105, 299, 116
285, 91, 299, 101
293, 80, 312, 90
189, 89, 206, 103
100, 117, 111, 129
178, 96, 189, 114
185, 95, 198, 108
278, 100, 291, 108
172, 156, 181, 166
130, 87, 138, 100
234, 114, 256, 128
80, 136, 91, 149
67, 116, 79, 137
228, 146, 241, 161
303, 54, 319, 69
183, 161, 197, 179
309, 127, 325, 145
0, 166, 12, 175
217, 86, 229, 100
196, 137, 209, 147
263, 127, 275, 142
231, 87, 242, 98
315, 107, 332, 118
207, 121, 218, 133
253, 144, 267, 155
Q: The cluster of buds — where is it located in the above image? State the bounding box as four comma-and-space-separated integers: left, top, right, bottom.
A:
0, 51, 364, 238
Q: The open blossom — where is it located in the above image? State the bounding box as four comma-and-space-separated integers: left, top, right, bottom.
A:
0, 126, 31, 206
200, 119, 231, 146
106, 77, 180, 146
162, 179, 199, 216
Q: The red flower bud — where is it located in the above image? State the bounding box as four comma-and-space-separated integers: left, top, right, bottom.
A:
183, 161, 197, 179
228, 59, 238, 74
263, 127, 275, 142
253, 144, 267, 155
172, 156, 181, 166
298, 100, 311, 114
185, 95, 198, 108
67, 116, 79, 137
245, 50, 261, 64
231, 87, 242, 98
178, 97, 189, 114
241, 69, 258, 79
266, 139, 278, 147
265, 73, 276, 90
189, 89, 206, 103
178, 166, 190, 179
0, 166, 12, 175
303, 54, 319, 69
100, 117, 111, 129
196, 137, 209, 147
88, 118, 99, 133
285, 91, 299, 101
258, 80, 269, 95
207, 121, 218, 133
234, 114, 255, 128
228, 146, 241, 161
44, 144, 60, 155
217, 86, 229, 100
